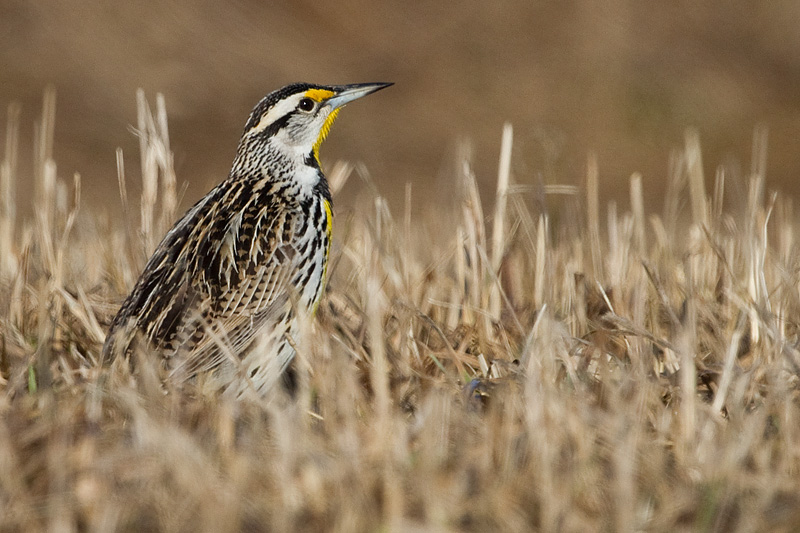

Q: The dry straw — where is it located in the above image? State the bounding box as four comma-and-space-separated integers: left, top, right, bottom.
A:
1, 91, 799, 531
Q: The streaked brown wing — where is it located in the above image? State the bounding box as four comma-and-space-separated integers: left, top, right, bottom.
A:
167, 241, 299, 379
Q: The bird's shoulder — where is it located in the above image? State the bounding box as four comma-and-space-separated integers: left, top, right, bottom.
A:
108, 175, 295, 333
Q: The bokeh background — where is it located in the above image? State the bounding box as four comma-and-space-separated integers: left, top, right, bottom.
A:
2, 0, 799, 215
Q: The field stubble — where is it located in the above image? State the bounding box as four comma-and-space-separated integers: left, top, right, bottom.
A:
1, 91, 800, 532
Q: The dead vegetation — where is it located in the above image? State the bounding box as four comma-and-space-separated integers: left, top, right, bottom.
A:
1, 92, 800, 532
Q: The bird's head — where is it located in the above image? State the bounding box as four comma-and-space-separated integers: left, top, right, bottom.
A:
235, 82, 392, 172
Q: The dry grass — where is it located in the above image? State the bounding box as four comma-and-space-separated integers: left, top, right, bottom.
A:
2, 91, 800, 533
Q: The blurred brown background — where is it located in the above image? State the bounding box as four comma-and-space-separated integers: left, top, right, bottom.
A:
1, 0, 799, 215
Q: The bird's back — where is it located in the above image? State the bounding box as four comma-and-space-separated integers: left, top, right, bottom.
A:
103, 172, 331, 395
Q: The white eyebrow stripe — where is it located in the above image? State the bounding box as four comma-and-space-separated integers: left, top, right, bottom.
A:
249, 94, 303, 134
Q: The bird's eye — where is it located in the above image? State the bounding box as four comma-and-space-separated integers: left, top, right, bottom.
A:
298, 98, 315, 112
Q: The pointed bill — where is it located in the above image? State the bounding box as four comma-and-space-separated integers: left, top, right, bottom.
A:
325, 82, 393, 110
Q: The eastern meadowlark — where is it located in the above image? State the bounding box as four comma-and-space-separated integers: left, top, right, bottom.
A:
103, 82, 392, 396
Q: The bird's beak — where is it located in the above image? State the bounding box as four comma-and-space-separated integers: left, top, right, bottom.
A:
325, 82, 393, 110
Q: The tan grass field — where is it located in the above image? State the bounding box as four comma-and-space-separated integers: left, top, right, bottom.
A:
2, 91, 800, 532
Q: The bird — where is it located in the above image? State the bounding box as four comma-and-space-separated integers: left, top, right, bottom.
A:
102, 81, 392, 397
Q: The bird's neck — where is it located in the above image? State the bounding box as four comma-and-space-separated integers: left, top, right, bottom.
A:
231, 139, 329, 203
